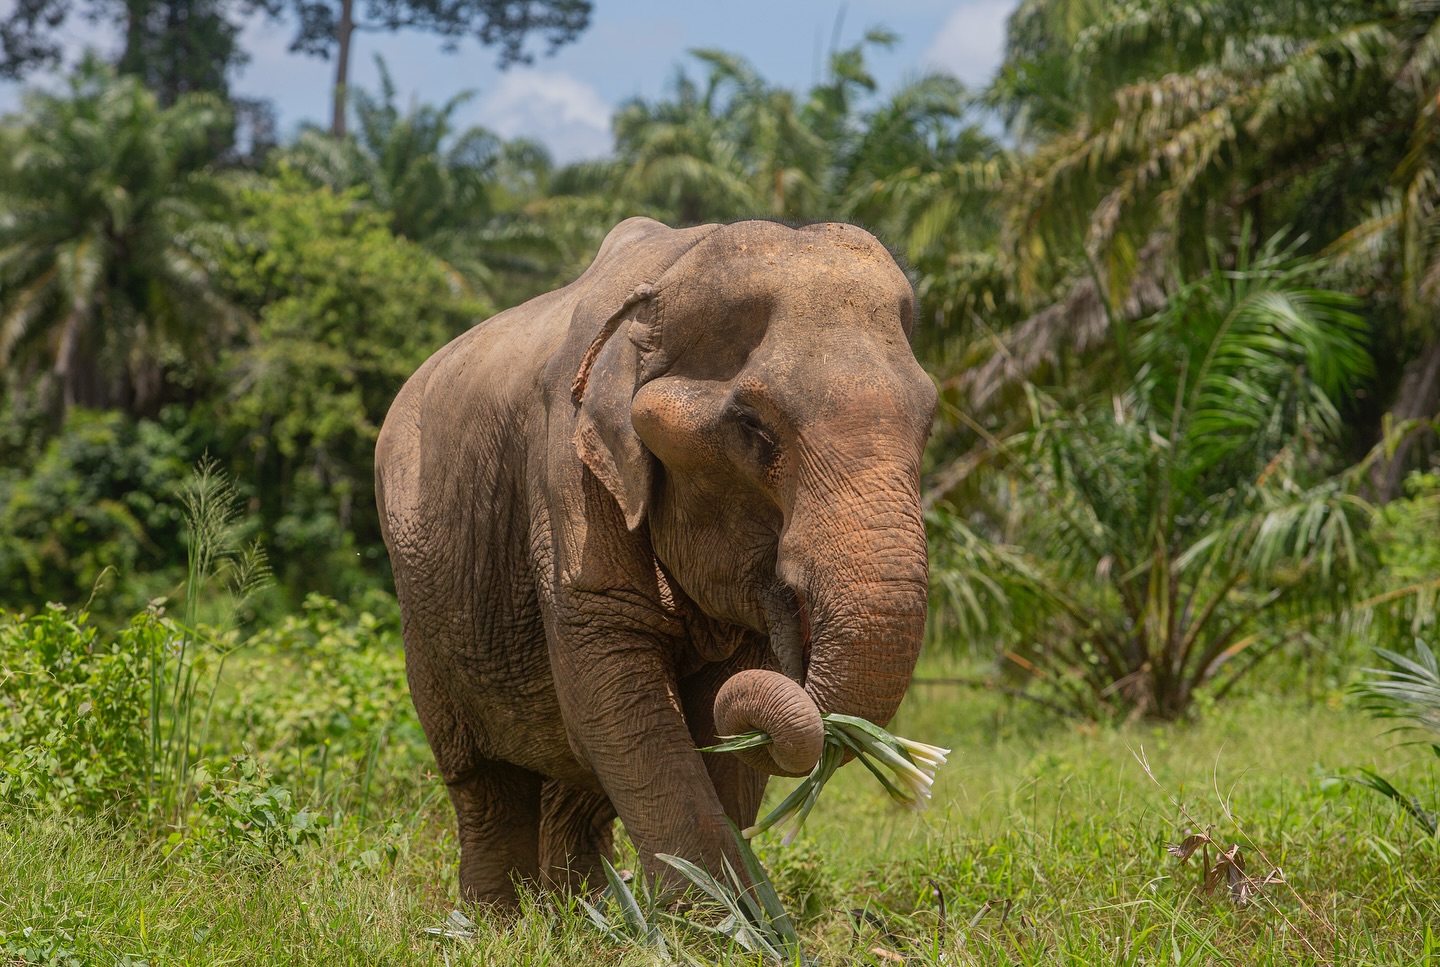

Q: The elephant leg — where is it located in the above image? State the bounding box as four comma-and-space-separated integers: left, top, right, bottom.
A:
550, 630, 741, 889
539, 779, 617, 893
404, 645, 542, 904
446, 761, 543, 904
681, 650, 770, 829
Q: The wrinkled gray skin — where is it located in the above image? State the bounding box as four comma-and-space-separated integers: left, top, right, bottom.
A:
375, 217, 937, 904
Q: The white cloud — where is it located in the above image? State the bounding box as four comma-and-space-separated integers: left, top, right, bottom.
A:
922, 0, 1018, 88
477, 70, 613, 164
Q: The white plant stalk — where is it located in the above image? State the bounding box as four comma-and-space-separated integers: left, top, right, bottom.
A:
702, 714, 950, 844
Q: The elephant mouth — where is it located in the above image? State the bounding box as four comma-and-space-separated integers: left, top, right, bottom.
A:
760, 583, 811, 685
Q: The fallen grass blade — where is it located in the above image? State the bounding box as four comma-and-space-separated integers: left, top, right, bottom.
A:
578, 857, 670, 955
655, 826, 807, 964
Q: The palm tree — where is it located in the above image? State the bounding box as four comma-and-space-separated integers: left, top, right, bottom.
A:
931, 241, 1376, 719
0, 59, 237, 418
608, 65, 764, 225
282, 58, 553, 307
977, 0, 1440, 495
604, 33, 901, 226
835, 73, 1011, 362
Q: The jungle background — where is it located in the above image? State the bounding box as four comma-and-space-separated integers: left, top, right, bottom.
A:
2, 0, 1439, 963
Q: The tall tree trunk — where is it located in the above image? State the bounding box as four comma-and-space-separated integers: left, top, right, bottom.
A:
52, 305, 86, 419
330, 0, 355, 137
119, 0, 150, 81
1372, 339, 1440, 502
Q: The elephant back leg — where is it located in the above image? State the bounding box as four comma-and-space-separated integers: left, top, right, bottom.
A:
447, 761, 543, 903
539, 780, 617, 893
406, 641, 543, 904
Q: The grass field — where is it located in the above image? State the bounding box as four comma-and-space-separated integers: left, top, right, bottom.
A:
2, 646, 1437, 966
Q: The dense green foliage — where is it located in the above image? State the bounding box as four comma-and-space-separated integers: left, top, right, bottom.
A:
212, 171, 483, 595
0, 408, 195, 610
1, 10, 1438, 707
932, 242, 1383, 718
0, 606, 155, 813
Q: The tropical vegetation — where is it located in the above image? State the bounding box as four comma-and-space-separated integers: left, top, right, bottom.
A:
1, 1, 1439, 961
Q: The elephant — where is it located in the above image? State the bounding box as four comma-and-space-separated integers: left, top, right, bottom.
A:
374, 216, 937, 904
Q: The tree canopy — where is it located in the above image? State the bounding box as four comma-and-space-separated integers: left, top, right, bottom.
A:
0, 13, 1437, 717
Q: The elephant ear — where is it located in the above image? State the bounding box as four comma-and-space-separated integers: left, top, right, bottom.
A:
567, 219, 717, 531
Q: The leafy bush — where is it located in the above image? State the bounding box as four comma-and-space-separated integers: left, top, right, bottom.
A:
0, 459, 273, 830
0, 407, 199, 614
0, 606, 160, 815
218, 592, 422, 816
212, 169, 487, 601
188, 755, 328, 857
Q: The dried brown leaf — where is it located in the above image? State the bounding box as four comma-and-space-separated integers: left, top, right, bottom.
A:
1224, 847, 1249, 904
1166, 830, 1214, 863
1203, 844, 1244, 895
1202, 858, 1225, 895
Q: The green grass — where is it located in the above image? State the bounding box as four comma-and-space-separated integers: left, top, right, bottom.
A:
3, 649, 1437, 966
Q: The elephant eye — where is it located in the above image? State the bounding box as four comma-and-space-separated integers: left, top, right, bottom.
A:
730, 405, 777, 451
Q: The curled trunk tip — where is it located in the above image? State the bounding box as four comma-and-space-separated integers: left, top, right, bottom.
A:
712, 669, 824, 777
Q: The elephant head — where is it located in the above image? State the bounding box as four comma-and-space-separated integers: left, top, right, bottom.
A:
569, 218, 936, 778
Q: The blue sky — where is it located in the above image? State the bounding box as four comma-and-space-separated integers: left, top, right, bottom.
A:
0, 0, 1020, 163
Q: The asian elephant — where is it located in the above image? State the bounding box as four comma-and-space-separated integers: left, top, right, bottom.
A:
375, 216, 937, 904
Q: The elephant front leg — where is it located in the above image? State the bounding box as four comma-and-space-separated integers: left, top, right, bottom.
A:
551, 631, 743, 891
681, 648, 771, 829
446, 761, 543, 904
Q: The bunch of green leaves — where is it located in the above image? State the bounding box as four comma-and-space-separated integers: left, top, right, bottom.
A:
187, 755, 328, 858
705, 715, 949, 846
0, 605, 159, 816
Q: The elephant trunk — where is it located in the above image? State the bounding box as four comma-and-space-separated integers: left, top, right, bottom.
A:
711, 462, 929, 777
713, 669, 824, 777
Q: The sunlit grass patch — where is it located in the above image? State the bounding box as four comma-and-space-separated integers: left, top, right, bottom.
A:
3, 655, 1436, 966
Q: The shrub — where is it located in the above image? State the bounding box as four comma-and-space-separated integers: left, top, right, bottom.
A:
0, 407, 199, 615
218, 592, 422, 817
212, 170, 486, 601
0, 606, 161, 816
188, 754, 328, 857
